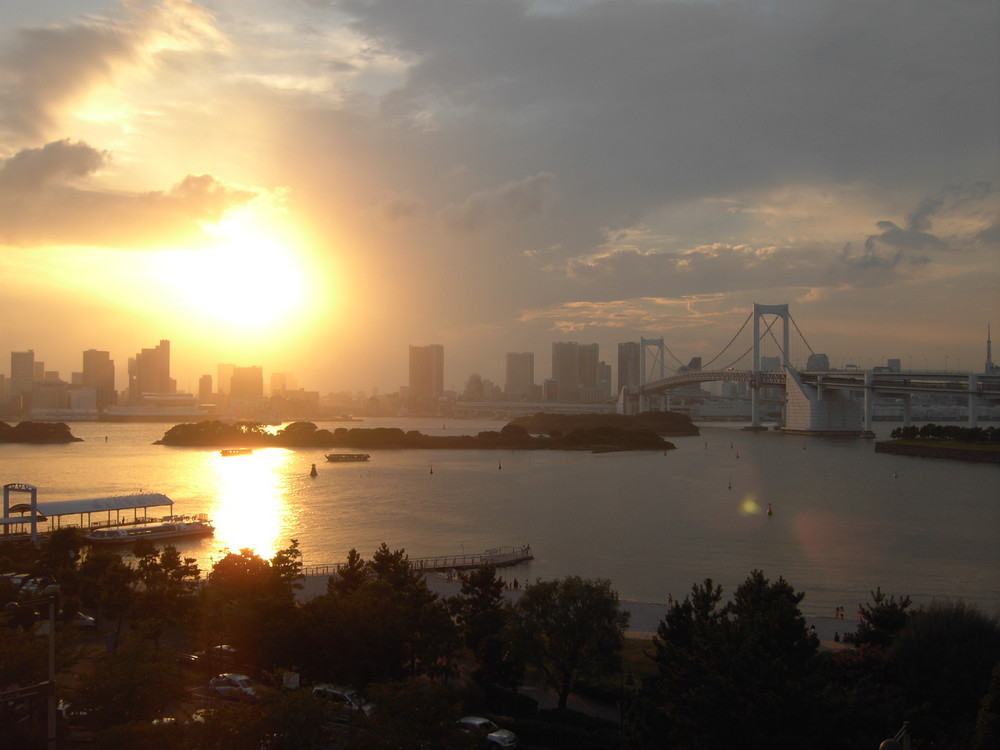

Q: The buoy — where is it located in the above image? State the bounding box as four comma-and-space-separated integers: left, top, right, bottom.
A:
429, 464, 434, 474
498, 460, 502, 470
767, 503, 773, 517
310, 464, 318, 478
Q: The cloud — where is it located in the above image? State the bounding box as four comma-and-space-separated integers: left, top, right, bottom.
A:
0, 139, 107, 190
438, 172, 558, 231
0, 141, 256, 247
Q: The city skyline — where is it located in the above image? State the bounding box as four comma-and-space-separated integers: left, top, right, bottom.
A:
0, 1, 996, 395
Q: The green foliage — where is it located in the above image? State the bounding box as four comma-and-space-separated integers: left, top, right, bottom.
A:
636, 570, 820, 748
854, 586, 912, 648
510, 576, 629, 709
890, 600, 1000, 746
349, 679, 468, 750
69, 638, 186, 729
890, 423, 1000, 444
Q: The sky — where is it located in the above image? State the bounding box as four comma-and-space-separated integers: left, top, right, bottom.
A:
0, 0, 997, 396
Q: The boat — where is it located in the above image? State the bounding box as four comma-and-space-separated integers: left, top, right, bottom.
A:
325, 453, 370, 462
85, 514, 214, 545
220, 448, 253, 456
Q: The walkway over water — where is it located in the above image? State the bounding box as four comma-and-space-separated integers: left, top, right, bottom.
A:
302, 545, 534, 578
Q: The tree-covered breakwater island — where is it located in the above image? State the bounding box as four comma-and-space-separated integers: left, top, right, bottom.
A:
155, 412, 698, 452
0, 421, 82, 443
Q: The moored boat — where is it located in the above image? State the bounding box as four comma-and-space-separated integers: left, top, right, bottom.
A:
325, 453, 371, 462
220, 448, 253, 456
85, 514, 214, 545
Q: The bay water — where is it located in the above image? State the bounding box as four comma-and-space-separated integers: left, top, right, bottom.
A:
2, 418, 997, 620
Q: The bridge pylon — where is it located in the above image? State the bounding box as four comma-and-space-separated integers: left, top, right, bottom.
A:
750, 304, 790, 429
640, 337, 666, 413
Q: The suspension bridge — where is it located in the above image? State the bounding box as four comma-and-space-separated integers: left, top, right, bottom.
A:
622, 303, 1000, 436
455, 303, 1000, 437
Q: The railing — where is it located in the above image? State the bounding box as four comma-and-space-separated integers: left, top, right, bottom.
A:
302, 545, 533, 578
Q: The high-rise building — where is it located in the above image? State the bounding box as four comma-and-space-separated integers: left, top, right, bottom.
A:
218, 363, 236, 396
128, 340, 171, 404
409, 344, 444, 403
10, 350, 35, 398
551, 341, 579, 403
198, 374, 213, 405
230, 366, 264, 403
618, 342, 640, 395
505, 352, 534, 398
578, 344, 599, 389
82, 349, 116, 411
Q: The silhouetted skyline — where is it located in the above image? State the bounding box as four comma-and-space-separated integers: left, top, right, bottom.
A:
0, 1, 996, 394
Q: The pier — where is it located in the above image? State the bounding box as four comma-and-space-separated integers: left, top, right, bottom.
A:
302, 545, 533, 578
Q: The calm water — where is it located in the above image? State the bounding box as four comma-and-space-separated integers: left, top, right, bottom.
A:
2, 418, 997, 618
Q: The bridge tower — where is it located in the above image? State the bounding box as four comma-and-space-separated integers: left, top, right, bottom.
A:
640, 337, 666, 412
751, 303, 790, 428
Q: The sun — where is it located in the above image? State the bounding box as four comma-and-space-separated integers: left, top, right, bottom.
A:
156, 206, 319, 338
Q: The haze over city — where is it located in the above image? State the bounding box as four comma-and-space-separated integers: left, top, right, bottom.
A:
1, 0, 997, 396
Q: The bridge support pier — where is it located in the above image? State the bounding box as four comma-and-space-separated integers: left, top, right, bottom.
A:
969, 374, 979, 428
784, 369, 866, 436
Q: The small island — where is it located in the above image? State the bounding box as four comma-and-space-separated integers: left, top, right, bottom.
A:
0, 421, 82, 443
155, 413, 696, 453
874, 423, 1000, 464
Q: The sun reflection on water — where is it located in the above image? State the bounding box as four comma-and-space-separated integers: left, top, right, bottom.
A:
207, 449, 292, 559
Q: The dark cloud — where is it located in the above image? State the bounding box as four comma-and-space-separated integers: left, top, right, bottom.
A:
0, 22, 135, 139
438, 172, 557, 231
0, 139, 107, 190
0, 142, 255, 247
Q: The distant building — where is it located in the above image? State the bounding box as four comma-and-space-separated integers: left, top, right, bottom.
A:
618, 342, 640, 394
217, 363, 236, 397
230, 366, 264, 404
198, 374, 213, 405
505, 352, 535, 399
82, 349, 116, 412
409, 344, 444, 404
551, 342, 580, 402
128, 340, 172, 404
806, 353, 830, 371
10, 350, 35, 403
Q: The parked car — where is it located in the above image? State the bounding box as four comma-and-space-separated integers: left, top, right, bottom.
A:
311, 684, 373, 722
208, 673, 255, 701
455, 716, 519, 749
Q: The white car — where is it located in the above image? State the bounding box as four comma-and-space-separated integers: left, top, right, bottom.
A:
455, 716, 519, 749
209, 673, 255, 701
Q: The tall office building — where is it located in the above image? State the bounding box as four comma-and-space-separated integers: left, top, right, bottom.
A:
551, 341, 579, 403
10, 350, 35, 398
409, 344, 444, 403
82, 349, 116, 411
217, 363, 236, 397
578, 343, 599, 389
10, 350, 34, 412
128, 339, 171, 404
618, 342, 640, 394
505, 352, 535, 398
230, 366, 264, 403
198, 375, 213, 405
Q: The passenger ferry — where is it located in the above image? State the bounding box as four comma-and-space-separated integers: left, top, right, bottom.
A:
325, 453, 371, 462
85, 514, 214, 545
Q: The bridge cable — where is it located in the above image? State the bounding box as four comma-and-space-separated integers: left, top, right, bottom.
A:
788, 313, 815, 357
700, 311, 753, 370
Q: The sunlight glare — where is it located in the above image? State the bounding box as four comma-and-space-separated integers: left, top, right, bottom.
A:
208, 449, 292, 559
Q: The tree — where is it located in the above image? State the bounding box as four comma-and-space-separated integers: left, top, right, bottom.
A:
509, 576, 629, 709
328, 547, 366, 596
450, 564, 509, 683
891, 600, 1000, 745
854, 586, 912, 648
636, 571, 820, 748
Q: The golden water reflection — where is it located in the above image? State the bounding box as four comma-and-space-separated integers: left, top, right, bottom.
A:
208, 449, 291, 560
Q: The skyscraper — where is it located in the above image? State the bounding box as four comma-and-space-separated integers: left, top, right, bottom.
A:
82, 349, 116, 411
128, 339, 172, 404
505, 352, 535, 398
409, 344, 444, 403
618, 342, 640, 394
10, 350, 34, 412
551, 341, 579, 403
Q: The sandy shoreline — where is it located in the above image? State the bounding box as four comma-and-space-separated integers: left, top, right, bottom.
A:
297, 572, 857, 646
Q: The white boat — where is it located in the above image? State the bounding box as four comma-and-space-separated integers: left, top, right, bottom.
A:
86, 514, 214, 545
